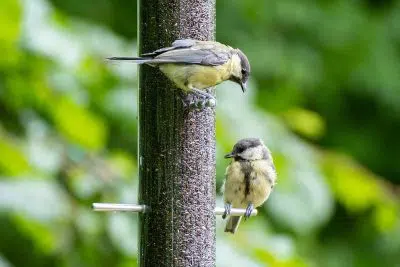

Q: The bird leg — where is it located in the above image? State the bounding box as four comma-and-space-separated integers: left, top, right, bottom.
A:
180, 92, 194, 108
191, 88, 216, 106
244, 203, 254, 220
180, 92, 207, 110
222, 203, 232, 219
182, 87, 216, 110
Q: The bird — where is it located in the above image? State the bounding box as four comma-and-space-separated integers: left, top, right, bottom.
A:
221, 138, 277, 234
107, 39, 250, 109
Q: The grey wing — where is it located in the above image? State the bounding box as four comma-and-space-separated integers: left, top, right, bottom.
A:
141, 39, 231, 66
201, 50, 231, 65
141, 39, 196, 57
150, 48, 231, 66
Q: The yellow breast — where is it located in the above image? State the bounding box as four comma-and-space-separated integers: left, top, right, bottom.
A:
223, 161, 246, 207
222, 160, 276, 208
159, 59, 234, 92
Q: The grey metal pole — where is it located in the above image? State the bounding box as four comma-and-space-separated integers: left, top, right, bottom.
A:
138, 0, 216, 266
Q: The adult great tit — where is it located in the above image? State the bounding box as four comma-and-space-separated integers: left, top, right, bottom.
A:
108, 39, 250, 108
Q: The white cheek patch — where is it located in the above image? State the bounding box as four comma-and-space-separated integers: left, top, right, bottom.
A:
239, 146, 264, 160
230, 54, 242, 78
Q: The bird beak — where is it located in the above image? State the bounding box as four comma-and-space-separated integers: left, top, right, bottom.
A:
240, 81, 247, 93
224, 152, 235, 158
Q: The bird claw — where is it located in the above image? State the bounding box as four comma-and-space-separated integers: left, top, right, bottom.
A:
205, 97, 216, 108
181, 93, 216, 110
181, 94, 193, 108
222, 203, 232, 219
181, 88, 217, 110
244, 203, 254, 220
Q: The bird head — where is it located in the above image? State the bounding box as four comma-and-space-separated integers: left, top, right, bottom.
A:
229, 49, 251, 93
224, 138, 270, 161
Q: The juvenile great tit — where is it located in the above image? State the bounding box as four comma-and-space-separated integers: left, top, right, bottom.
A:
221, 138, 277, 234
108, 39, 250, 108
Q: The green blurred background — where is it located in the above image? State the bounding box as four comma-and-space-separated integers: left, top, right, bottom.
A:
1, 0, 399, 266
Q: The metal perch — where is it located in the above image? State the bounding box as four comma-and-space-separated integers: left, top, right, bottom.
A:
92, 203, 258, 217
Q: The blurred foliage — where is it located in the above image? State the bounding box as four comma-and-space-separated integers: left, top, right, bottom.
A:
1, 0, 400, 266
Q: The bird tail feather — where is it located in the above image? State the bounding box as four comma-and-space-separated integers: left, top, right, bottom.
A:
224, 216, 242, 234
107, 56, 153, 64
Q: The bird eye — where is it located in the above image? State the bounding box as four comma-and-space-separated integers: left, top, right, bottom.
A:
241, 69, 246, 75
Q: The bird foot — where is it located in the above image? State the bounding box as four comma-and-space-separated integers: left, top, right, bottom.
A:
222, 203, 232, 219
181, 93, 216, 110
181, 88, 216, 110
244, 203, 254, 220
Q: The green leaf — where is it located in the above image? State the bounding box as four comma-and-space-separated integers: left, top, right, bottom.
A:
107, 150, 136, 179
0, 0, 21, 67
373, 203, 398, 232
283, 108, 325, 140
52, 98, 107, 150
12, 214, 56, 254
254, 248, 308, 267
322, 153, 381, 213
0, 137, 30, 176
